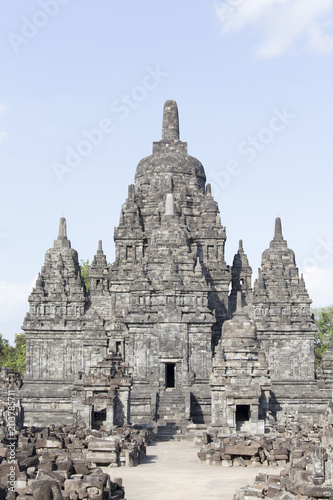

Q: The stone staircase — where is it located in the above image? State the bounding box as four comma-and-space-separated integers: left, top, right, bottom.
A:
156, 388, 188, 439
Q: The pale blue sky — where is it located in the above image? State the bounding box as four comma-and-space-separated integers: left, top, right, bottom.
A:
1, 0, 333, 343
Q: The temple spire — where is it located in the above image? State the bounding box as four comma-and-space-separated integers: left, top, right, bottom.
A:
58, 217, 67, 240
91, 239, 108, 271
162, 100, 180, 141
274, 217, 283, 241
54, 217, 71, 248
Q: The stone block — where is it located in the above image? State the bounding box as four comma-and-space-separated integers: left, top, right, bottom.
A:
254, 473, 267, 483
37, 459, 56, 471
0, 461, 20, 486
31, 479, 63, 500
45, 439, 63, 449
224, 444, 260, 456
243, 487, 264, 498
87, 440, 119, 451
266, 484, 281, 498
304, 486, 333, 498
78, 476, 104, 499
56, 456, 74, 473
36, 469, 66, 484
267, 475, 280, 484
235, 457, 247, 467
113, 478, 122, 488
64, 477, 81, 495
19, 443, 36, 456
14, 478, 27, 495
86, 451, 118, 464
290, 449, 303, 458
0, 483, 7, 500
35, 438, 62, 449
73, 461, 90, 475
274, 492, 296, 500
20, 455, 39, 469
26, 466, 37, 477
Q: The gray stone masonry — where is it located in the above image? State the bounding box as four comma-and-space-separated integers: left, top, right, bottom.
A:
229, 240, 253, 316
252, 218, 328, 423
18, 100, 331, 436
211, 291, 271, 435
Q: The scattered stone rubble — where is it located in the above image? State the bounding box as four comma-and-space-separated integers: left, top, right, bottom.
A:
232, 403, 333, 499
198, 433, 290, 467
0, 424, 149, 499
0, 367, 22, 393
0, 367, 23, 428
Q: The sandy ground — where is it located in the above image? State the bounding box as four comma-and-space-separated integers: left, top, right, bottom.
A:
106, 439, 282, 500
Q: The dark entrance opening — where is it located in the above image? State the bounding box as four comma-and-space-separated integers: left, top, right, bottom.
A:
165, 363, 175, 388
116, 341, 122, 355
92, 409, 106, 430
236, 405, 250, 430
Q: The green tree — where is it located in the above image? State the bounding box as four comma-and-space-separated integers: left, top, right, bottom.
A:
80, 258, 110, 292
0, 333, 26, 375
313, 306, 333, 368
11, 333, 26, 375
0, 333, 10, 364
80, 259, 91, 291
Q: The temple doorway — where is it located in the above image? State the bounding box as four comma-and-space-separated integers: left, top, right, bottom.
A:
236, 404, 250, 431
165, 363, 175, 388
92, 408, 107, 430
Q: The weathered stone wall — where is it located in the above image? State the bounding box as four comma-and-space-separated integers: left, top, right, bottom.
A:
19, 100, 329, 436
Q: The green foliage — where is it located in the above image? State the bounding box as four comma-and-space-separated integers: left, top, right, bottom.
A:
0, 333, 9, 362
0, 332, 26, 375
313, 306, 333, 368
80, 259, 91, 291
80, 258, 110, 292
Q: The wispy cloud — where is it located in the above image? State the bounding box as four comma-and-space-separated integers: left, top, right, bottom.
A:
215, 0, 333, 58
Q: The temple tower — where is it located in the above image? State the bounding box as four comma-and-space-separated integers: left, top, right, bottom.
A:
229, 239, 253, 316
252, 218, 322, 421
107, 100, 231, 430
19, 101, 329, 433
21, 218, 87, 425
211, 291, 270, 434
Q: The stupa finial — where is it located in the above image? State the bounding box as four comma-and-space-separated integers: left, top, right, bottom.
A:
274, 217, 283, 241
162, 100, 180, 141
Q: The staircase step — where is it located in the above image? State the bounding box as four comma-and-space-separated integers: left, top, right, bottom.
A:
156, 420, 188, 440
157, 390, 186, 427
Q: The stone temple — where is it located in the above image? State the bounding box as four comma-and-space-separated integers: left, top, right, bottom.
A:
19, 100, 332, 435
